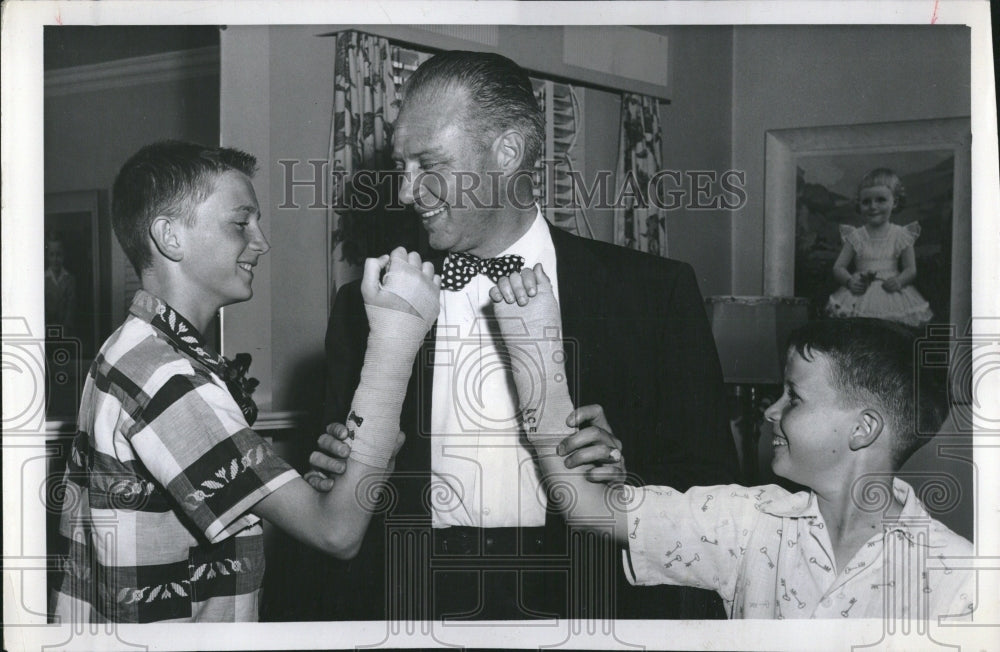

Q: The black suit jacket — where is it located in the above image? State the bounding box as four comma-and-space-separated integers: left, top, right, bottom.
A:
313, 223, 739, 620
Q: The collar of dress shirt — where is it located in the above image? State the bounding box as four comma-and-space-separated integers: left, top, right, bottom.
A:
495, 204, 549, 265
883, 476, 948, 545
129, 289, 221, 377
757, 477, 938, 545
445, 204, 550, 268
753, 484, 817, 519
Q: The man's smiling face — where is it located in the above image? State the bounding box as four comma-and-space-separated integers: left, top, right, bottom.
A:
392, 89, 505, 257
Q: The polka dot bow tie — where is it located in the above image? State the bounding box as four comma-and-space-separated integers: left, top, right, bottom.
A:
440, 252, 525, 291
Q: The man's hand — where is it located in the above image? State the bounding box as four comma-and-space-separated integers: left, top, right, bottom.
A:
561, 404, 626, 485
304, 423, 405, 492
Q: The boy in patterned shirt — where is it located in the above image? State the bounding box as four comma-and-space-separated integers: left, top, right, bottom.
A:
51, 141, 441, 622
487, 266, 975, 620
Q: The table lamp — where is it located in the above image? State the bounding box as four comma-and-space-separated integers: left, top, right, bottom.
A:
704, 296, 809, 483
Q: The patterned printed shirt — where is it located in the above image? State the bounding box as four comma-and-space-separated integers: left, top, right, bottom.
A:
623, 478, 975, 620
51, 290, 298, 622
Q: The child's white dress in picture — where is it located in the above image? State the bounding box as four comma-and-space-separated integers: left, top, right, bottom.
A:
825, 222, 933, 327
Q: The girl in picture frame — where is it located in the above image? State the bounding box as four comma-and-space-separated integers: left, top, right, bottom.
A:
825, 168, 933, 327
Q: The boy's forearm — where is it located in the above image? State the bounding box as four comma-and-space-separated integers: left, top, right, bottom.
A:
315, 459, 392, 557
346, 308, 425, 468
309, 316, 423, 555
257, 313, 423, 559
254, 460, 391, 560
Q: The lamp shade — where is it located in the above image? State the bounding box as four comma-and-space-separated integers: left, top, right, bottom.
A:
705, 296, 810, 385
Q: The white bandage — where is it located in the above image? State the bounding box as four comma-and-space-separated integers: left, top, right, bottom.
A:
381, 264, 439, 326
492, 279, 574, 448
346, 305, 429, 468
512, 320, 574, 448
345, 253, 440, 469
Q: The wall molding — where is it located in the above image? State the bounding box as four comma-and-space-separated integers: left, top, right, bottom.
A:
421, 25, 499, 47
335, 26, 671, 101
254, 411, 306, 432
45, 410, 304, 436
45, 45, 219, 98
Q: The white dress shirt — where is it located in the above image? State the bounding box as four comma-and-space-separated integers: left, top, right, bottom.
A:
430, 208, 559, 528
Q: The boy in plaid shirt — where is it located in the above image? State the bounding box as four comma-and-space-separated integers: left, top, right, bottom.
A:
51, 141, 440, 622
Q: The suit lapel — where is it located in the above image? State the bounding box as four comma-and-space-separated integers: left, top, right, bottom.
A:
419, 251, 446, 443
417, 327, 436, 437
549, 224, 607, 403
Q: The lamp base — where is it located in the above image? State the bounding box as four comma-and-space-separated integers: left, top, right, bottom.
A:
729, 384, 774, 485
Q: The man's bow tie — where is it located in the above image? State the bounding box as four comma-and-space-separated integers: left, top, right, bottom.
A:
440, 252, 525, 291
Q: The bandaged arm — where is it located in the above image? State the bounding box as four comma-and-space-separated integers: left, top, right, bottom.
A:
494, 267, 625, 536
346, 304, 428, 467
252, 250, 439, 558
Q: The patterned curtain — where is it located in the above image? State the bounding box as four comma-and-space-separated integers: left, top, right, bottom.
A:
613, 93, 667, 257
328, 31, 400, 296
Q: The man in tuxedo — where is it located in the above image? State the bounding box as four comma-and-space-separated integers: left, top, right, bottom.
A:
313, 50, 739, 621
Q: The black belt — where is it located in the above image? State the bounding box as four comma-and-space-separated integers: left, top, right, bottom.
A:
432, 526, 547, 556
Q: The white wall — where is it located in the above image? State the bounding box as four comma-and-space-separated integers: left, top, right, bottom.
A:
45, 57, 219, 195
45, 48, 220, 339
730, 25, 971, 294
657, 26, 734, 297
564, 26, 736, 297
220, 26, 335, 417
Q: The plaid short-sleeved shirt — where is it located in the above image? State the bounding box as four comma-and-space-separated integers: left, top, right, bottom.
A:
51, 290, 298, 622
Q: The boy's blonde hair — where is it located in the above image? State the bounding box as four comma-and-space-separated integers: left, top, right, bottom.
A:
112, 140, 258, 276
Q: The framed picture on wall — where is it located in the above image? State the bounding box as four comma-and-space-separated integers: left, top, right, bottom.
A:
44, 189, 110, 418
763, 118, 972, 331
762, 117, 972, 418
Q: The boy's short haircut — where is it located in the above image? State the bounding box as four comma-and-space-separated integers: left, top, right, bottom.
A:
112, 140, 258, 276
857, 167, 907, 211
786, 318, 948, 468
